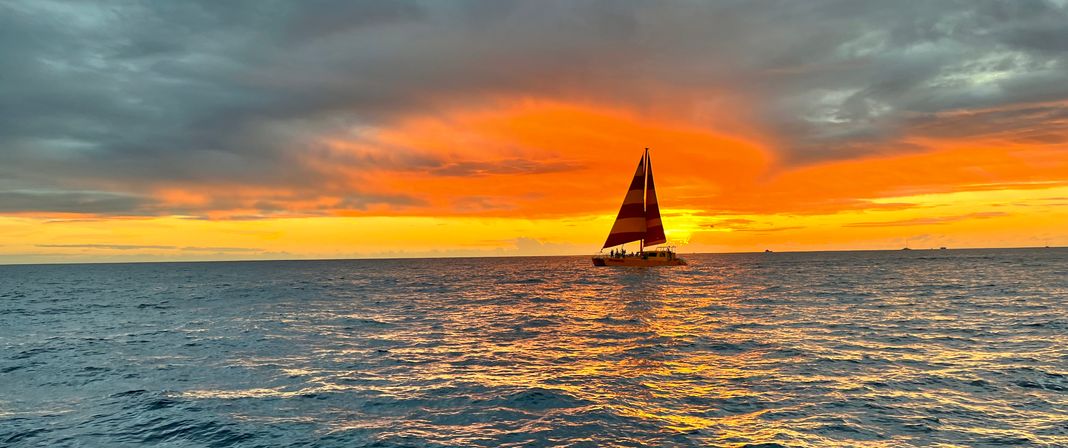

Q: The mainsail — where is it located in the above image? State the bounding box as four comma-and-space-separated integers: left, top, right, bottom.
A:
643, 153, 667, 246
602, 149, 668, 249
602, 154, 647, 248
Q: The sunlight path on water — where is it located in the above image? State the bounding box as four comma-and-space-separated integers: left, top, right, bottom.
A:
1, 249, 1066, 446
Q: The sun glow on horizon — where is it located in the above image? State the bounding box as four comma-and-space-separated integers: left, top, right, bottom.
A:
2, 99, 1066, 264
3, 183, 1065, 264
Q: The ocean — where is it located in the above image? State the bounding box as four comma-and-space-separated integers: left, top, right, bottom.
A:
1, 249, 1066, 447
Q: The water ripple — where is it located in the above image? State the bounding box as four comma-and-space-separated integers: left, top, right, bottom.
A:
1, 249, 1066, 446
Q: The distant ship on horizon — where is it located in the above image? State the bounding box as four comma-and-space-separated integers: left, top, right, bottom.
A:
593, 149, 685, 267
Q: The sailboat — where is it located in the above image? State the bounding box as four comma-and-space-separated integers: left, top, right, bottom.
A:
592, 148, 685, 267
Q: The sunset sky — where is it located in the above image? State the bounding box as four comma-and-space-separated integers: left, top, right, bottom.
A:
2, 1, 1067, 263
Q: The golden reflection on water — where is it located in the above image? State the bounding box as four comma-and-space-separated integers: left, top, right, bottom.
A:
185, 266, 754, 437
173, 255, 1068, 446
435, 267, 758, 437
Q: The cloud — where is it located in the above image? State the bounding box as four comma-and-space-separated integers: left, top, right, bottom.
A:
843, 211, 1009, 228
734, 226, 805, 233
512, 237, 586, 255
36, 244, 176, 250
708, 218, 756, 228
704, 218, 802, 233
0, 191, 147, 214
428, 159, 585, 177
34, 243, 264, 253
180, 246, 262, 252
2, 1, 1068, 217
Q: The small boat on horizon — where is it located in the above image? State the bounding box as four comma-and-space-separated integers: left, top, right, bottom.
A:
593, 149, 685, 267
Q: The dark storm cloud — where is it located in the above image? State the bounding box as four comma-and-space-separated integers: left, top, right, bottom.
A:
2, 0, 1067, 215
0, 190, 147, 214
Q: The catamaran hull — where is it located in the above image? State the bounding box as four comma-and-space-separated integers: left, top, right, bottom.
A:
592, 257, 686, 267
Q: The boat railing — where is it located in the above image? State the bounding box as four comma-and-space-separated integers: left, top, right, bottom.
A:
596, 245, 679, 259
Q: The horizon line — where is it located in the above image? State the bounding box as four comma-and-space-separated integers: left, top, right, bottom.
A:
1, 245, 1061, 267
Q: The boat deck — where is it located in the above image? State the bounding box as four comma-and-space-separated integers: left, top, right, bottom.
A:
592, 251, 686, 267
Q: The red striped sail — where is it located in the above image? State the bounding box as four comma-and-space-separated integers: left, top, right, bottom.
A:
644, 153, 667, 246
602, 155, 647, 248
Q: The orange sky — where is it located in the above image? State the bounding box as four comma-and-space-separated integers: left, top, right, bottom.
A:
3, 98, 1065, 264
3, 3, 1068, 263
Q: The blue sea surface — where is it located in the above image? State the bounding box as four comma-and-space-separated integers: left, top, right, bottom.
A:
2, 249, 1067, 447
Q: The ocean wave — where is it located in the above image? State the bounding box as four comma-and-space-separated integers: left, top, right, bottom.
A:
1, 249, 1066, 446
